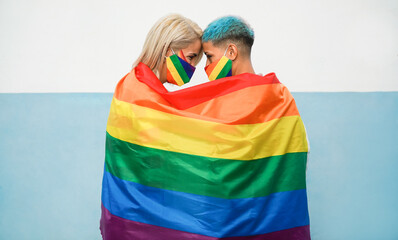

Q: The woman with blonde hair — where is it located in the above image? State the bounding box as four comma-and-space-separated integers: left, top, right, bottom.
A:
133, 13, 203, 86
100, 14, 203, 239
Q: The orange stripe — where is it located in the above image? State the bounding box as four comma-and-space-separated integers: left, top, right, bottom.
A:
185, 83, 299, 124
205, 62, 216, 76
114, 70, 299, 124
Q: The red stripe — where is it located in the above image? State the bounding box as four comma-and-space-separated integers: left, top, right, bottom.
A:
101, 204, 310, 240
134, 62, 280, 110
178, 50, 187, 61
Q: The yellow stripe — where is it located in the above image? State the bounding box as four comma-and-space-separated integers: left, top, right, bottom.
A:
209, 56, 229, 81
106, 98, 308, 160
166, 57, 184, 86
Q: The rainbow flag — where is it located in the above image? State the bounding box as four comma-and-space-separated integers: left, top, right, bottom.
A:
100, 62, 310, 239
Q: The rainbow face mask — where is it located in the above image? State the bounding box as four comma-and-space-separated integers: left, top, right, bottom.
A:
166, 49, 196, 86
204, 49, 232, 81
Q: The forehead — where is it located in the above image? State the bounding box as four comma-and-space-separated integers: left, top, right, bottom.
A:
183, 39, 201, 52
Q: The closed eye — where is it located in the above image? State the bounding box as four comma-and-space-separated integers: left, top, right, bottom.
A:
187, 53, 198, 60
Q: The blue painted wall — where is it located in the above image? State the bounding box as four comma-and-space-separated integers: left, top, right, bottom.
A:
0, 93, 397, 239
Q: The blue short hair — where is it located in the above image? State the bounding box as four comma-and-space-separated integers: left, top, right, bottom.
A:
202, 16, 254, 49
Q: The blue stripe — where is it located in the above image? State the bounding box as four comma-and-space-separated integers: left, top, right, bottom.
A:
179, 57, 195, 79
101, 170, 309, 238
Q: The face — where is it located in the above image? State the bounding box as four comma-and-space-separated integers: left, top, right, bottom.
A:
159, 38, 202, 83
179, 38, 202, 65
202, 41, 226, 67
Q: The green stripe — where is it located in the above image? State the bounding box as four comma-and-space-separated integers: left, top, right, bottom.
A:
105, 132, 307, 199
170, 55, 190, 83
216, 59, 232, 79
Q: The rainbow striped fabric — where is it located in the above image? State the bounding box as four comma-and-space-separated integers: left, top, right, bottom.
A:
166, 51, 195, 86
205, 56, 232, 81
100, 62, 310, 239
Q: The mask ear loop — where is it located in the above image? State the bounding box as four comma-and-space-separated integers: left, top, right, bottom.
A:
223, 47, 229, 56
164, 48, 176, 60
171, 48, 176, 55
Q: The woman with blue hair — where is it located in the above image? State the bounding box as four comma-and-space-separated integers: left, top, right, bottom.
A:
202, 16, 256, 80
200, 16, 312, 239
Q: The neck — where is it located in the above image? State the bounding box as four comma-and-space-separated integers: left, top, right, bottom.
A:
232, 57, 255, 76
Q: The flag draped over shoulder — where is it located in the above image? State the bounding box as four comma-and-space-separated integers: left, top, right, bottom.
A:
100, 62, 310, 240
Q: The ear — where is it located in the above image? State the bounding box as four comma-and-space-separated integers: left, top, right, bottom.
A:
163, 48, 173, 63
166, 48, 174, 57
226, 43, 238, 61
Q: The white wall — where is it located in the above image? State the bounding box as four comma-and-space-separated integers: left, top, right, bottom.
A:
0, 0, 397, 93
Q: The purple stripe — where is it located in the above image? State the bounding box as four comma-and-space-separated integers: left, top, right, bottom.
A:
100, 204, 310, 240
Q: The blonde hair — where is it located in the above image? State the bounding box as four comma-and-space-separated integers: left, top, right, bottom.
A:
132, 14, 203, 77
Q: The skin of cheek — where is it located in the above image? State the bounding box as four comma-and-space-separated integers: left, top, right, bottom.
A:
203, 42, 225, 67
